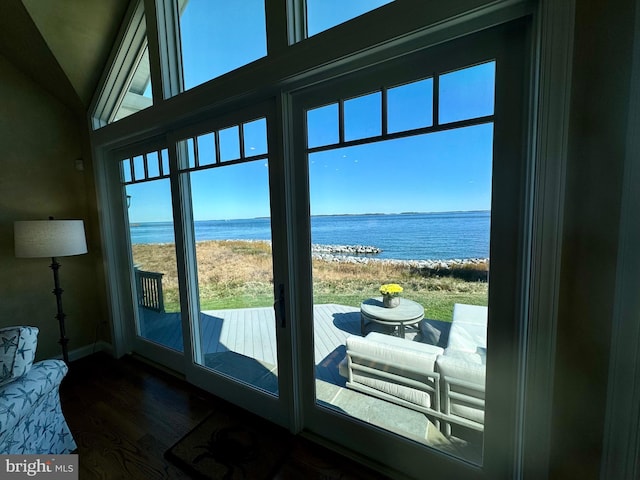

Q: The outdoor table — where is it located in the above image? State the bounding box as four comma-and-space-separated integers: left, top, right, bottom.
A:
360, 297, 424, 338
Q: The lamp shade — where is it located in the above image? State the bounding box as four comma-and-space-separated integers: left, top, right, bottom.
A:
14, 220, 88, 258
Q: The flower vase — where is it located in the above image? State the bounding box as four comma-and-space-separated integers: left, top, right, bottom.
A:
383, 294, 400, 308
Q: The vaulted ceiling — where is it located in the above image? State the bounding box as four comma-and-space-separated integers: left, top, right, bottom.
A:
0, 0, 129, 118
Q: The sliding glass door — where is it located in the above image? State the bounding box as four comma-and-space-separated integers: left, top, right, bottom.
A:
116, 103, 292, 424
173, 106, 291, 422
305, 95, 493, 463
290, 20, 530, 478
119, 145, 188, 369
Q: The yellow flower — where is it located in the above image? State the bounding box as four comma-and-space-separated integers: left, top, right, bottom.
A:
379, 283, 403, 296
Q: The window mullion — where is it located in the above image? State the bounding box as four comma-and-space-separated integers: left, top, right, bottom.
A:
285, 0, 307, 45
239, 125, 246, 159
142, 153, 150, 178
433, 73, 440, 127
142, 0, 163, 103
265, 0, 290, 54
149, 0, 183, 99
338, 100, 345, 143
381, 87, 388, 135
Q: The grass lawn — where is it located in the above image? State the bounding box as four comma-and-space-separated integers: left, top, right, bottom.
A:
132, 240, 488, 321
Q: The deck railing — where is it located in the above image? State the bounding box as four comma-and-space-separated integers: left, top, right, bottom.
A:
135, 269, 165, 312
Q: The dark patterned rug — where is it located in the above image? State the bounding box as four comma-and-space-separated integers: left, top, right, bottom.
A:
165, 408, 292, 480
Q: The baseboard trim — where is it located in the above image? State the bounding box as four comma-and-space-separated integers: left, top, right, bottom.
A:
51, 341, 115, 362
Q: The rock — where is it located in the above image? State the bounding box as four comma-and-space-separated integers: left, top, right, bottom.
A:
311, 244, 382, 255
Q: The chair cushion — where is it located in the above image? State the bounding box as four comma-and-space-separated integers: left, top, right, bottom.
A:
437, 350, 486, 384
349, 333, 444, 371
448, 304, 488, 354
0, 326, 38, 386
452, 304, 488, 325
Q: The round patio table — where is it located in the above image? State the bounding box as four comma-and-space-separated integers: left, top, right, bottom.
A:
360, 297, 424, 338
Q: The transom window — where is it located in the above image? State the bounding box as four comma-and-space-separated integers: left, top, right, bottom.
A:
305, 0, 394, 37
178, 0, 267, 91
306, 61, 496, 151
92, 0, 400, 128
121, 148, 170, 184
179, 117, 269, 171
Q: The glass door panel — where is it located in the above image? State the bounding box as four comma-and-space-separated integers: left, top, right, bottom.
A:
120, 149, 184, 353
306, 62, 495, 465
178, 117, 279, 396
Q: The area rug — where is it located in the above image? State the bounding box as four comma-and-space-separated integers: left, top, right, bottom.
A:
166, 407, 292, 480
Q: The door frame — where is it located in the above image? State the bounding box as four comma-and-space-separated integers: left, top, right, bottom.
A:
167, 99, 295, 427
286, 17, 532, 480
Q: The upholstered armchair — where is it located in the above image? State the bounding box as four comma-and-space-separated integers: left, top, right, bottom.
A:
0, 326, 76, 454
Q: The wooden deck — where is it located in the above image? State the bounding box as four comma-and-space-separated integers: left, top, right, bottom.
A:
138, 303, 369, 387
136, 307, 476, 459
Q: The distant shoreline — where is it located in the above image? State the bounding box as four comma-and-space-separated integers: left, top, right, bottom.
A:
131, 210, 491, 224
309, 210, 490, 219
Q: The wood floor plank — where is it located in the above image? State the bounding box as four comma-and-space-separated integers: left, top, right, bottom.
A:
60, 353, 389, 480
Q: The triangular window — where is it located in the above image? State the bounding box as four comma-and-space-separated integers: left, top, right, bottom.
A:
91, 0, 153, 128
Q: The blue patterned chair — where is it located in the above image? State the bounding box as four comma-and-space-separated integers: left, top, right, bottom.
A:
0, 326, 76, 454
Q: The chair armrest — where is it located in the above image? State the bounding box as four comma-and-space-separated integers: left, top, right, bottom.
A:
0, 360, 68, 439
443, 376, 486, 408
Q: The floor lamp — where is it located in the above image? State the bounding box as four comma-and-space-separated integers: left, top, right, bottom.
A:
14, 218, 88, 364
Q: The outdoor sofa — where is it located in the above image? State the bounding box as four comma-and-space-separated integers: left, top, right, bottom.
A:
339, 303, 487, 437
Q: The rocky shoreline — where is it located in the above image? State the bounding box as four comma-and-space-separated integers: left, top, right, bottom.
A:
311, 251, 488, 269
217, 240, 488, 275
310, 244, 382, 255
308, 243, 488, 279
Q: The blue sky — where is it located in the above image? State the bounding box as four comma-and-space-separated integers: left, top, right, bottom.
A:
127, 1, 495, 223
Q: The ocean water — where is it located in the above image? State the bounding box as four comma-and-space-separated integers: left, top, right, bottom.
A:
129, 211, 490, 261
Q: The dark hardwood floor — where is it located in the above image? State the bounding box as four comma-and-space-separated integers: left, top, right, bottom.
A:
60, 353, 389, 480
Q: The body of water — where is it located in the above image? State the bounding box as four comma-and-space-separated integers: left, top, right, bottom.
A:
129, 211, 490, 261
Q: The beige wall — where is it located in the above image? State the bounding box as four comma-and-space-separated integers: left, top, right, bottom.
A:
0, 52, 107, 361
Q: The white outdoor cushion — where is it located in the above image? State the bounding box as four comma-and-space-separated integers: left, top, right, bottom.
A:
452, 304, 488, 325
351, 371, 434, 408
437, 352, 486, 387
436, 352, 486, 424
443, 347, 485, 365
338, 356, 349, 378
447, 304, 488, 354
347, 333, 444, 373
449, 399, 485, 425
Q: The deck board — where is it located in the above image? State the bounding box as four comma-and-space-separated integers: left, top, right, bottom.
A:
139, 304, 361, 385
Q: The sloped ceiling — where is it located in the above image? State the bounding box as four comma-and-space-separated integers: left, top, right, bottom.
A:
0, 0, 128, 117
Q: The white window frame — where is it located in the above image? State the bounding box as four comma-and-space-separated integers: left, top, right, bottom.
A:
90, 0, 151, 129
89, 1, 576, 478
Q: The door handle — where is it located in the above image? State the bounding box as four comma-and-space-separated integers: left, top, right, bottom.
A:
274, 283, 286, 328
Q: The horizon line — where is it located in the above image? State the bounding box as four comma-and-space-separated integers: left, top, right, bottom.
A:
130, 209, 491, 225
